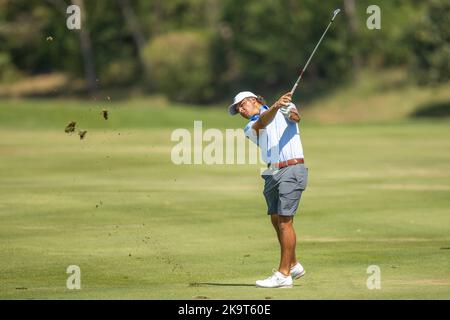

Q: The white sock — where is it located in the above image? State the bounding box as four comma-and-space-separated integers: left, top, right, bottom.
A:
277, 271, 289, 278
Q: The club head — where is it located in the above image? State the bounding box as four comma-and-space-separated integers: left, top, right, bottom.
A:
331, 8, 341, 21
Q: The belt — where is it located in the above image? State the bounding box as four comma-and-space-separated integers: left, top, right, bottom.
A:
268, 158, 304, 169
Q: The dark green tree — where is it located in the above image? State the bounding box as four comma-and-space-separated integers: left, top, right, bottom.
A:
406, 0, 449, 84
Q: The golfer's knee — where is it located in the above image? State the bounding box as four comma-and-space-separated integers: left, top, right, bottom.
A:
277, 216, 293, 231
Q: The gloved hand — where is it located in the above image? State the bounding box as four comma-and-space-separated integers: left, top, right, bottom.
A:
279, 102, 296, 118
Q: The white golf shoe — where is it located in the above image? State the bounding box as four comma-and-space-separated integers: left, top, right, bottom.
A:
255, 269, 293, 288
290, 262, 306, 280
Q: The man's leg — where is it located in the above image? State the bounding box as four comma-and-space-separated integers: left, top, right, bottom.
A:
277, 215, 297, 276
270, 214, 281, 244
271, 214, 298, 269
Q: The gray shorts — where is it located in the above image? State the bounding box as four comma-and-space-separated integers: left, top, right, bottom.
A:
261, 163, 308, 216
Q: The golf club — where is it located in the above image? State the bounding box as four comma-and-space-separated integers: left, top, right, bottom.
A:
290, 8, 341, 96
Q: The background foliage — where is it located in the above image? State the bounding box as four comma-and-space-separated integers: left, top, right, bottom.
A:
0, 0, 448, 102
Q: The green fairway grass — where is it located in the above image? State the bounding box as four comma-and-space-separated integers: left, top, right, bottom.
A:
0, 98, 449, 299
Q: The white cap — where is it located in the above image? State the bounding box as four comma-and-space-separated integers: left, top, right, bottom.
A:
228, 91, 257, 115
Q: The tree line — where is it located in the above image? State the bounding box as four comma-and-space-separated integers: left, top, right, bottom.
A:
0, 0, 448, 103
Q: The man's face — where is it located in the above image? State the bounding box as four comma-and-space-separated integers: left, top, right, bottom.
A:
236, 97, 258, 119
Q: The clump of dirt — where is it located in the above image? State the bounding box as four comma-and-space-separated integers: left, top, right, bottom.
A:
78, 130, 87, 140
65, 121, 76, 133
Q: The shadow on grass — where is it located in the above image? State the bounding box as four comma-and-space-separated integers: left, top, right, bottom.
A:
189, 282, 255, 287
411, 101, 450, 118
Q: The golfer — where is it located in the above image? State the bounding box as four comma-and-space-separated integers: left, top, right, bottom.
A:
228, 91, 308, 288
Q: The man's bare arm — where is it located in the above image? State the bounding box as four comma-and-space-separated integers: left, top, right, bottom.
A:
252, 93, 292, 135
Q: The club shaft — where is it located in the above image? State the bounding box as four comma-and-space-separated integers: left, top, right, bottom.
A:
290, 19, 335, 96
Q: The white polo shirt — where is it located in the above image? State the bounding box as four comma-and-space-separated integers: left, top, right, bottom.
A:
244, 105, 304, 164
